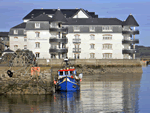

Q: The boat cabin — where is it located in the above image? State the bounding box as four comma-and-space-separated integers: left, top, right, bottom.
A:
58, 68, 76, 76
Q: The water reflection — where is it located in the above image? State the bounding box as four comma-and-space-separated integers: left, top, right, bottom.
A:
0, 73, 142, 113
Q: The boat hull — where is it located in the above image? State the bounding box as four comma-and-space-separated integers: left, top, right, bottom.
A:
55, 77, 80, 91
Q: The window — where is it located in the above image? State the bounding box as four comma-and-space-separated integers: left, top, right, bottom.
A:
14, 30, 18, 34
103, 44, 112, 49
24, 30, 26, 34
74, 54, 80, 59
90, 34, 95, 40
75, 34, 80, 39
103, 53, 112, 59
35, 32, 40, 37
24, 45, 27, 49
35, 42, 40, 48
90, 44, 95, 49
14, 45, 18, 51
35, 52, 40, 58
74, 26, 80, 32
123, 54, 129, 59
35, 23, 40, 28
14, 37, 18, 41
102, 26, 113, 32
103, 35, 112, 40
89, 26, 95, 32
50, 22, 57, 28
90, 53, 95, 59
24, 37, 27, 41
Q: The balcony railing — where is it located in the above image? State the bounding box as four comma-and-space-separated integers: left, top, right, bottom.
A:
122, 39, 139, 44
73, 39, 81, 43
122, 49, 136, 54
49, 48, 68, 53
73, 48, 81, 53
49, 37, 68, 43
122, 30, 139, 35
49, 27, 68, 32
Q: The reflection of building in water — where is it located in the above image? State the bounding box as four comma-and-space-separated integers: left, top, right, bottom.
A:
81, 74, 142, 112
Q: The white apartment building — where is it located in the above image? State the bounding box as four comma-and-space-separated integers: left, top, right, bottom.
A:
8, 8, 139, 59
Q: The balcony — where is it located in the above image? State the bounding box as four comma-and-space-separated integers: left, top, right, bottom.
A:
122, 49, 136, 54
73, 39, 81, 43
122, 39, 139, 44
49, 37, 68, 43
49, 27, 68, 32
73, 48, 81, 53
49, 48, 68, 53
122, 30, 139, 35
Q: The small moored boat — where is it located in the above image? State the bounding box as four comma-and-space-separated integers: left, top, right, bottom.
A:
54, 58, 83, 91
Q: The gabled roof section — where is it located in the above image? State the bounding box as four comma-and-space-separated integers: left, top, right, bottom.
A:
71, 8, 92, 18
63, 18, 123, 25
51, 9, 67, 23
30, 13, 51, 21
12, 22, 26, 29
0, 32, 9, 37
124, 14, 139, 26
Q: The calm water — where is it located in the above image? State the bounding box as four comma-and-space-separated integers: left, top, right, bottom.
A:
0, 66, 150, 113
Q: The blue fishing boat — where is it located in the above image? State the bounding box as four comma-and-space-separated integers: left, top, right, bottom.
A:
54, 58, 83, 91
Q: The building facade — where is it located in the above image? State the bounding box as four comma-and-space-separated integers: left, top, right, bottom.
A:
8, 8, 139, 59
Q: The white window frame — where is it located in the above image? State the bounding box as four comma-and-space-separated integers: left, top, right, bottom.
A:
103, 44, 112, 49
14, 45, 18, 51
74, 26, 80, 32
90, 44, 95, 49
89, 26, 95, 32
14, 30, 18, 34
24, 30, 26, 34
90, 35, 95, 40
35, 42, 40, 48
103, 53, 112, 59
35, 52, 40, 58
102, 26, 113, 32
24, 37, 27, 41
35, 32, 40, 38
90, 53, 95, 59
14, 37, 18, 41
24, 45, 27, 49
35, 23, 40, 28
103, 35, 112, 40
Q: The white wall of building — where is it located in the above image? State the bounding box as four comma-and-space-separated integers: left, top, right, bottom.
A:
73, 10, 89, 18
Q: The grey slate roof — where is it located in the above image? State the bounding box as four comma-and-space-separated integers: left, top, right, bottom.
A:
30, 14, 51, 21
123, 14, 139, 26
23, 9, 98, 20
0, 32, 9, 37
51, 9, 67, 23
63, 18, 123, 25
12, 22, 26, 29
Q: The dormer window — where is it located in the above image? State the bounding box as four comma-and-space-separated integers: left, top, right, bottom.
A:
102, 26, 113, 32
35, 23, 40, 28
50, 22, 57, 28
89, 26, 95, 32
14, 30, 18, 34
74, 26, 80, 32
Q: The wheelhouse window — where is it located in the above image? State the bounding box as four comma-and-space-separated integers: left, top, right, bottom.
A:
90, 53, 95, 59
14, 30, 18, 34
103, 53, 112, 59
65, 71, 68, 75
35, 52, 40, 58
59, 71, 63, 75
24, 37, 27, 41
74, 26, 80, 32
103, 35, 112, 40
24, 45, 27, 49
35, 32, 40, 37
90, 34, 95, 40
14, 37, 18, 41
90, 44, 95, 49
14, 45, 18, 51
89, 26, 95, 32
35, 42, 40, 48
102, 26, 113, 32
103, 44, 112, 49
35, 23, 40, 28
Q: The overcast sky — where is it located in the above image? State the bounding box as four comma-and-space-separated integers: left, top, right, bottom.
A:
0, 0, 150, 46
